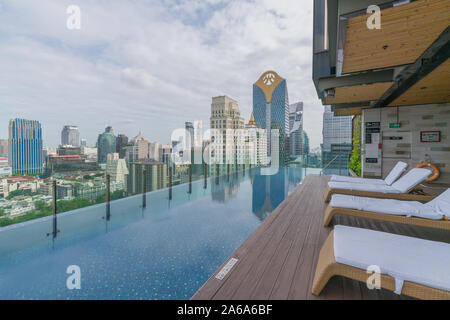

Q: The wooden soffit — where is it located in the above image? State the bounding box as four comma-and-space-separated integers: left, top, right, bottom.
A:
389, 58, 450, 106
324, 82, 394, 104
342, 0, 450, 74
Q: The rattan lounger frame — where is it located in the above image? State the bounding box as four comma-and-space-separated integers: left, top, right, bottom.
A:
323, 206, 450, 230
323, 185, 436, 203
311, 231, 450, 300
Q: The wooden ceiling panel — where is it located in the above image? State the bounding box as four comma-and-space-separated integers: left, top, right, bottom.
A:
389, 58, 450, 106
335, 107, 369, 117
342, 0, 450, 74
325, 82, 394, 104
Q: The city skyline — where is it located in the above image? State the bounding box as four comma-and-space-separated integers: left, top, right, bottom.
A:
0, 0, 324, 149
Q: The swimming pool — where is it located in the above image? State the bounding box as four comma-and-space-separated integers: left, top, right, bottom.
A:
0, 167, 320, 299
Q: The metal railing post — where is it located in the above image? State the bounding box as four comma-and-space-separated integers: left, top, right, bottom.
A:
188, 164, 192, 194
106, 174, 111, 220
169, 166, 173, 200
142, 169, 147, 209
52, 180, 57, 239
203, 163, 207, 189
216, 163, 219, 185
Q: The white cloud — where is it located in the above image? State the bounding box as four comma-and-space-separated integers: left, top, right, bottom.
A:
0, 0, 324, 148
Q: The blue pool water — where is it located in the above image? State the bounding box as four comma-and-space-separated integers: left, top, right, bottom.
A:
0, 167, 320, 299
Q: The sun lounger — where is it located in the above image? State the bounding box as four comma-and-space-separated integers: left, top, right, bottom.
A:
331, 161, 408, 185
312, 225, 450, 299
324, 168, 434, 202
323, 189, 450, 230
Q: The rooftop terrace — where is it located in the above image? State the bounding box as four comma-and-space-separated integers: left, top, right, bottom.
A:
192, 174, 450, 300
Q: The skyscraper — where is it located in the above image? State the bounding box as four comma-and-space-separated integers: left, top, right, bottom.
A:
303, 131, 310, 155
289, 102, 303, 158
185, 122, 195, 149
210, 96, 245, 174
253, 71, 289, 164
0, 139, 8, 158
322, 106, 352, 175
116, 134, 129, 159
126, 132, 149, 162
97, 126, 116, 164
8, 118, 43, 175
61, 125, 80, 147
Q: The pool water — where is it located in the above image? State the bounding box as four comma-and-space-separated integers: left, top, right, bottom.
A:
0, 167, 320, 299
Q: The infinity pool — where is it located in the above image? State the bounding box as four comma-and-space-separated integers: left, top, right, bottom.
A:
0, 167, 320, 299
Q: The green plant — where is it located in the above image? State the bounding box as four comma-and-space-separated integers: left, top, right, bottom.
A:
349, 116, 362, 176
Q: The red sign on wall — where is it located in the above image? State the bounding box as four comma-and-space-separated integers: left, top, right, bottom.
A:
420, 131, 441, 143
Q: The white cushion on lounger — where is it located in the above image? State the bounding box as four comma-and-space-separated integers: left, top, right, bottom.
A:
330, 194, 444, 220
330, 161, 408, 185
390, 168, 431, 193
328, 181, 400, 193
425, 189, 450, 219
328, 168, 431, 194
383, 161, 408, 185
330, 176, 386, 185
333, 225, 450, 294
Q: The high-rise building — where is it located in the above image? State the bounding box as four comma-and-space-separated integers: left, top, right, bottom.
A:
8, 118, 43, 175
303, 131, 310, 155
61, 125, 80, 147
0, 157, 12, 177
0, 139, 8, 158
253, 71, 289, 164
321, 106, 352, 175
194, 121, 203, 148
185, 122, 195, 149
116, 134, 128, 159
97, 126, 116, 164
126, 161, 167, 195
245, 113, 268, 166
126, 132, 149, 162
106, 153, 129, 184
80, 139, 87, 148
209, 96, 245, 174
289, 102, 303, 158
149, 142, 161, 161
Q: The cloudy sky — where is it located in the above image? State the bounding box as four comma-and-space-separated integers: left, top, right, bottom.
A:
0, 0, 324, 149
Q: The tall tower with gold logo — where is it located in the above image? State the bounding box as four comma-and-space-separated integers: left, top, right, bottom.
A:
253, 71, 289, 164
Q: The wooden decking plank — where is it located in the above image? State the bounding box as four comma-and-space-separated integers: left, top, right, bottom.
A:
191, 183, 305, 299
268, 181, 320, 299
215, 181, 309, 299
249, 177, 320, 299
193, 174, 449, 300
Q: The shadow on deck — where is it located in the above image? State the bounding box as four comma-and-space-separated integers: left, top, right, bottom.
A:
192, 174, 450, 300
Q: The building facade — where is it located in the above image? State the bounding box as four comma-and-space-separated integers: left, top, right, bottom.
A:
0, 139, 8, 158
126, 132, 150, 162
116, 134, 129, 159
106, 153, 129, 184
209, 96, 245, 174
97, 126, 116, 164
289, 102, 304, 158
245, 113, 268, 166
61, 125, 80, 147
8, 118, 43, 175
253, 71, 289, 164
126, 161, 167, 195
321, 106, 352, 175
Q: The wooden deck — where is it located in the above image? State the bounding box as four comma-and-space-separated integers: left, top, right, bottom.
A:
192, 174, 450, 300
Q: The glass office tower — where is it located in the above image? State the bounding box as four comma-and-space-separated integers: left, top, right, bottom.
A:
253, 71, 290, 164
321, 106, 352, 175
8, 118, 43, 175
